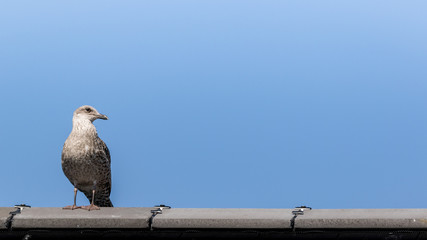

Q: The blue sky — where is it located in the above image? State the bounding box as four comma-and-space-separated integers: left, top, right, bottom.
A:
1, 1, 426, 209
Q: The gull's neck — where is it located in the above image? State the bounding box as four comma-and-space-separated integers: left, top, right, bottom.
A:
71, 117, 98, 137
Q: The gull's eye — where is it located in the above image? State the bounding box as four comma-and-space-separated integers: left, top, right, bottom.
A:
85, 108, 92, 112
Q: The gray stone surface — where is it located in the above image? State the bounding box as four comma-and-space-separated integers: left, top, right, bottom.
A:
0, 208, 14, 229
296, 209, 427, 229
153, 208, 293, 229
12, 207, 154, 229
8, 207, 427, 230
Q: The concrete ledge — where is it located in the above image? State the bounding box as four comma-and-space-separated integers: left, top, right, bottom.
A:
0, 208, 14, 229
12, 207, 154, 229
5, 207, 427, 230
296, 209, 427, 229
152, 208, 293, 229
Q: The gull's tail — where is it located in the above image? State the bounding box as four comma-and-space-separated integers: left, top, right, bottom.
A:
95, 197, 113, 207
84, 191, 114, 207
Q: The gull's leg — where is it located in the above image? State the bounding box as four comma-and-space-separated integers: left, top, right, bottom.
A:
63, 187, 81, 210
82, 184, 100, 211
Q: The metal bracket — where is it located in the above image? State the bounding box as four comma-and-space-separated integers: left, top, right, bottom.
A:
5, 204, 31, 230
14, 204, 31, 211
290, 206, 311, 231
152, 204, 171, 214
149, 204, 171, 230
292, 206, 311, 216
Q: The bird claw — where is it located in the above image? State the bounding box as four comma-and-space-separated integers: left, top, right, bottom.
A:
81, 204, 100, 211
62, 205, 81, 210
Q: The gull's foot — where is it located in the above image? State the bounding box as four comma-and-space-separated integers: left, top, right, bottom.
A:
62, 205, 81, 210
81, 204, 100, 211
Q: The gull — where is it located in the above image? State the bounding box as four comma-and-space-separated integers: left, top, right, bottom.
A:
62, 105, 113, 210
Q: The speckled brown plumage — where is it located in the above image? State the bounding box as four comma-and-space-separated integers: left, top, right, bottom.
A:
62, 105, 113, 209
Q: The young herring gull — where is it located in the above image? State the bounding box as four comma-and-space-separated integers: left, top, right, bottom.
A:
62, 105, 113, 210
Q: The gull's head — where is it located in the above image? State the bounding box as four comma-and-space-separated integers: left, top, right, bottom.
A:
73, 105, 108, 122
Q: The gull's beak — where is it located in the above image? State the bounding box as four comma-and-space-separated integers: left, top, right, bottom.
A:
98, 114, 109, 120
